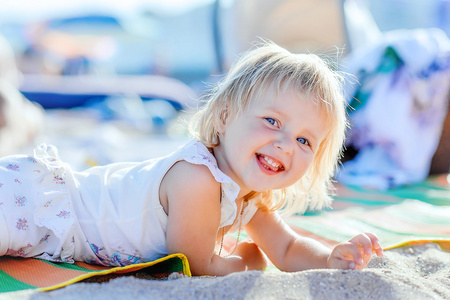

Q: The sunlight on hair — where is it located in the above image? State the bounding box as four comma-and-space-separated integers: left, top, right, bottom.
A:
189, 40, 350, 215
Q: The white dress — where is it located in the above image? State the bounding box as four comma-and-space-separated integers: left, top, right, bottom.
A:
0, 139, 258, 266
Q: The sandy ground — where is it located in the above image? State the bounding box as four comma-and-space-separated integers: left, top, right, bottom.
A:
2, 243, 449, 300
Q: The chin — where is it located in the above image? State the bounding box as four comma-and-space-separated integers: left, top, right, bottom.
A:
245, 181, 282, 193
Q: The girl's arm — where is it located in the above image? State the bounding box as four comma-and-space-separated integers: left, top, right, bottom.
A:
162, 162, 265, 276
245, 209, 330, 271
245, 209, 383, 271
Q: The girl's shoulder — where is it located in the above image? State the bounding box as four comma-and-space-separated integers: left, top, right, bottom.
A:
164, 140, 241, 228
162, 159, 220, 197
176, 140, 235, 187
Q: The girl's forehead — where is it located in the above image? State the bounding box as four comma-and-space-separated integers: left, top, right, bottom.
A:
268, 87, 335, 125
250, 84, 318, 107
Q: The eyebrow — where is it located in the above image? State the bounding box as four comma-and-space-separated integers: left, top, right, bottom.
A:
265, 105, 286, 118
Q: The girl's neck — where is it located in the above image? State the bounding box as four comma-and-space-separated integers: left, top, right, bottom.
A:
209, 144, 255, 201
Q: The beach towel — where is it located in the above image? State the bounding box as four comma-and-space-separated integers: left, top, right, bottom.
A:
0, 253, 190, 293
286, 174, 450, 251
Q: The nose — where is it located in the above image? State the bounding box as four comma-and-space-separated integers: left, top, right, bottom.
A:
274, 133, 294, 154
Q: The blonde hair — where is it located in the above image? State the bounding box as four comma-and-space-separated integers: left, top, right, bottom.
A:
189, 41, 348, 215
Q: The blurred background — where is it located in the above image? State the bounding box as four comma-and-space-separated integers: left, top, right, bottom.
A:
0, 0, 449, 188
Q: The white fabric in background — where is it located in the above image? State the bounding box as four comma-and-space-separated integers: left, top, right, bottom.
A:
338, 28, 450, 189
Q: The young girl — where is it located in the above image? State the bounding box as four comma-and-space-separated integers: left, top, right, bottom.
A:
0, 42, 383, 276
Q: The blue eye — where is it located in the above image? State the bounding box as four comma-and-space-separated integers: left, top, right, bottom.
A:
265, 118, 277, 126
297, 137, 308, 145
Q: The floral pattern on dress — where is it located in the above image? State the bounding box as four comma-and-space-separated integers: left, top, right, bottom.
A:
16, 218, 29, 230
6, 164, 19, 171
6, 243, 33, 256
39, 233, 51, 244
14, 195, 27, 206
27, 156, 37, 164
56, 210, 70, 218
87, 242, 144, 266
0, 145, 76, 263
53, 173, 65, 184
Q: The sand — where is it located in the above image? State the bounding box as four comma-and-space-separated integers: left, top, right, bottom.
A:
2, 243, 449, 300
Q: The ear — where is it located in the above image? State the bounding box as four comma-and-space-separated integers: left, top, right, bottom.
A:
217, 105, 228, 134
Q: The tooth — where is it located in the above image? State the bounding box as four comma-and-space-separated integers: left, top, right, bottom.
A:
261, 155, 282, 169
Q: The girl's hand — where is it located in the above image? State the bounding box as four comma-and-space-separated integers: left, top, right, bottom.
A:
327, 233, 383, 270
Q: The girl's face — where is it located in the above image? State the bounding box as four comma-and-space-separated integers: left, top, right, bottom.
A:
213, 87, 330, 197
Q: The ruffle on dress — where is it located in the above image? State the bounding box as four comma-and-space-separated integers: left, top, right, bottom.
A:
32, 143, 77, 263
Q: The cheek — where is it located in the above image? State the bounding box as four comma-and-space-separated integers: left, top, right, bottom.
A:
292, 152, 314, 178
230, 122, 266, 146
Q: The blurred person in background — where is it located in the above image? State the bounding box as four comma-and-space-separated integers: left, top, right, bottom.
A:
0, 34, 45, 157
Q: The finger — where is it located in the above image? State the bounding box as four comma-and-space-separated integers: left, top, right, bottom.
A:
329, 256, 358, 270
335, 243, 364, 268
364, 232, 384, 257
348, 234, 373, 257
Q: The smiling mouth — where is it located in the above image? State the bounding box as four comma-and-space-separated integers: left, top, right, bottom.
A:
256, 154, 285, 172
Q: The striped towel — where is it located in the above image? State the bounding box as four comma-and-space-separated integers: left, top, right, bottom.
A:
0, 253, 190, 293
